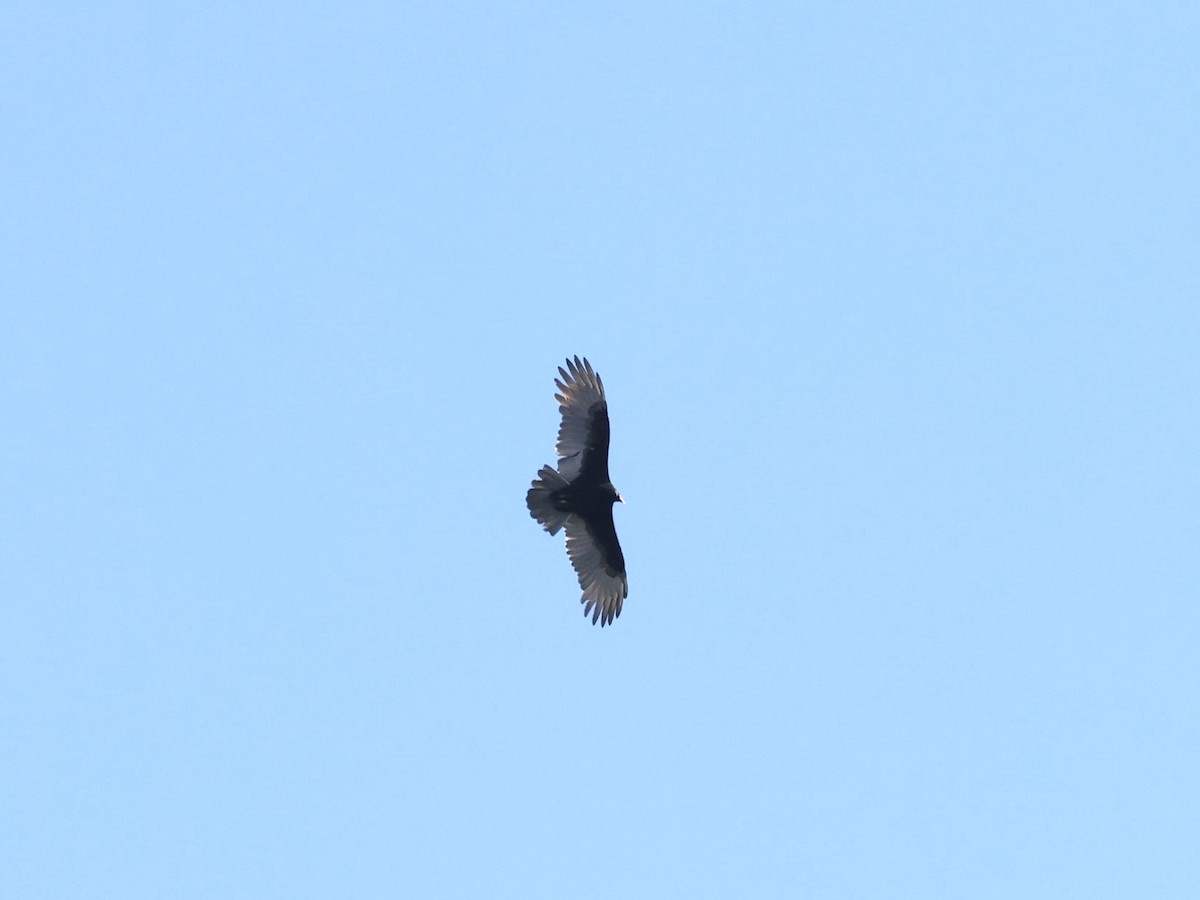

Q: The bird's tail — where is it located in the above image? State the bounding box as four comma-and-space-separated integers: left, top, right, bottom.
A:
526, 465, 571, 535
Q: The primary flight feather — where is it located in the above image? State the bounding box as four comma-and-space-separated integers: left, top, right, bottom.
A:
526, 356, 628, 626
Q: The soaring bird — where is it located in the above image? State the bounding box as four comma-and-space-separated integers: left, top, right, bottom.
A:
526, 356, 628, 626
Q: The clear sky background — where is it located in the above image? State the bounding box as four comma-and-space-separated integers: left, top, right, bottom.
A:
3, 2, 1197, 897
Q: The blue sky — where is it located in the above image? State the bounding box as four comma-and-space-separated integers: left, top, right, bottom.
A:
3, 2, 1197, 897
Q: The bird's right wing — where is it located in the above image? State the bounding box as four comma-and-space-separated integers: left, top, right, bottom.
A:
553, 356, 609, 482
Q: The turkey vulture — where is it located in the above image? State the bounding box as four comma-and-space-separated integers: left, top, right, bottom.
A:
526, 356, 628, 626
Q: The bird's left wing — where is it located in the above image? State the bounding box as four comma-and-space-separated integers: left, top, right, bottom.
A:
564, 509, 628, 627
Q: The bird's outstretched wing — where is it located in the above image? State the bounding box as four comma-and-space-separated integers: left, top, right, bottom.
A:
554, 356, 610, 483
565, 509, 628, 627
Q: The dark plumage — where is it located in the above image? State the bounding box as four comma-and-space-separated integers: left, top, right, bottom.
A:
526, 356, 628, 626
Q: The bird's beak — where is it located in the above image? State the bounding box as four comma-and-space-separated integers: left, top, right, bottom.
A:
617, 493, 625, 504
